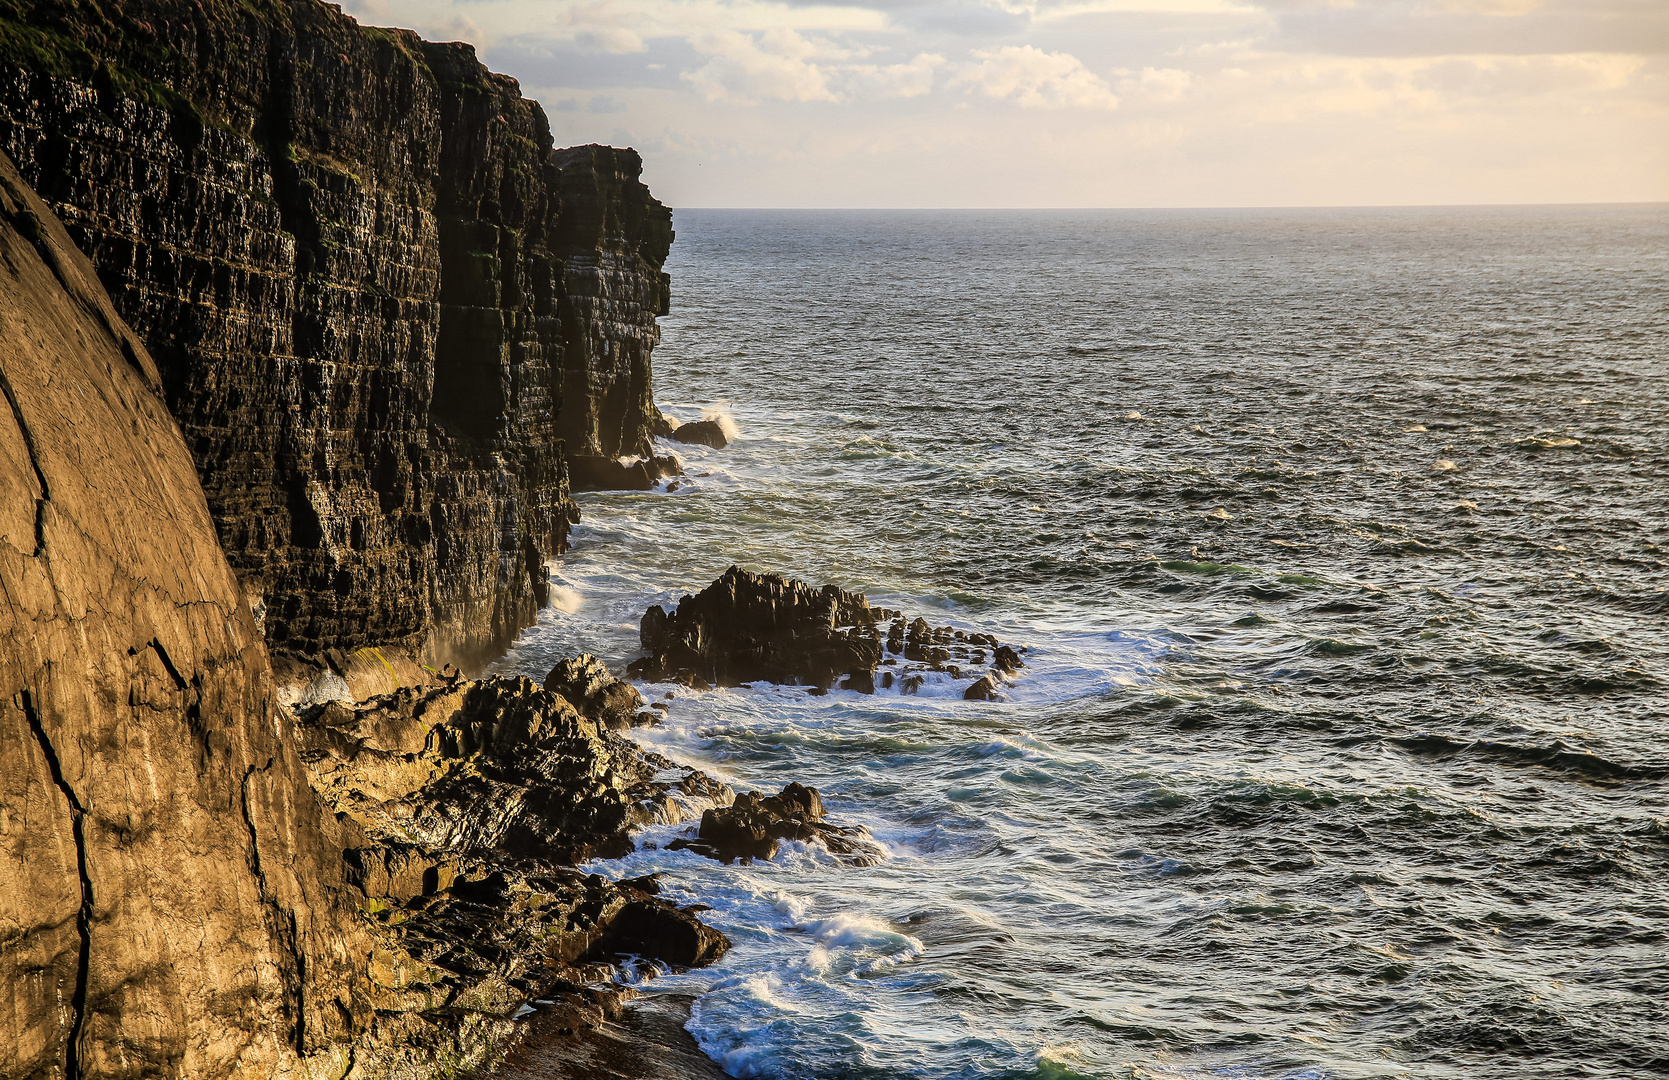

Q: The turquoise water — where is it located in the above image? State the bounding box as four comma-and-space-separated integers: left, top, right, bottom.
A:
493, 207, 1669, 1079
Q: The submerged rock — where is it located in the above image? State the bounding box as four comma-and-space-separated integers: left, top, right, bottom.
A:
669, 783, 878, 865
671, 419, 732, 449
629, 567, 1026, 699
569, 454, 683, 492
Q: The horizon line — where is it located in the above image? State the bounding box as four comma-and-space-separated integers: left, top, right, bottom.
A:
665, 200, 1669, 212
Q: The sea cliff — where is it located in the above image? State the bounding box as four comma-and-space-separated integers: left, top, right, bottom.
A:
0, 1, 751, 1075
0, 0, 672, 672
0, 144, 380, 1078
0, 146, 735, 1078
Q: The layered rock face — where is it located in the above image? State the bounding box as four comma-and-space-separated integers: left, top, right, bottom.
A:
0, 147, 376, 1079
0, 0, 673, 669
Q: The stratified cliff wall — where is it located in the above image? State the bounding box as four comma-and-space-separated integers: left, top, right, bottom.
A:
0, 147, 376, 1080
0, 0, 672, 669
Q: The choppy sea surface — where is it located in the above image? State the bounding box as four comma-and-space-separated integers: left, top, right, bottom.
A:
491, 207, 1669, 1080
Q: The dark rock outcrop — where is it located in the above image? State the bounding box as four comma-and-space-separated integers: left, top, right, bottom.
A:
297, 673, 728, 865
668, 783, 879, 866
484, 994, 730, 1080
0, 0, 674, 671
544, 653, 653, 731
652, 409, 682, 439
670, 419, 730, 449
629, 567, 1026, 697
0, 145, 377, 1079
629, 567, 895, 689
566, 451, 681, 493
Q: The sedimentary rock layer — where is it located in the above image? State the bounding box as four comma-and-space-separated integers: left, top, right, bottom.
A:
0, 0, 673, 668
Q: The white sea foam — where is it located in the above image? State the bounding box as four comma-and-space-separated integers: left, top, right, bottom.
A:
547, 583, 584, 615
703, 406, 742, 443
798, 914, 924, 976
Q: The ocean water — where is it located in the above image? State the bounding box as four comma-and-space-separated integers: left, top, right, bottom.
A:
491, 207, 1669, 1079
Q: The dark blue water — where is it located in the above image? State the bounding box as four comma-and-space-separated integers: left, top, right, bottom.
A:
495, 206, 1669, 1079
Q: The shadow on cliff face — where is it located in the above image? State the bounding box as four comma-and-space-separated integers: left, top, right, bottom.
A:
0, 148, 737, 1079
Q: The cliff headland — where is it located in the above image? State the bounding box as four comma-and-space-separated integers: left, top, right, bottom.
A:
0, 0, 674, 679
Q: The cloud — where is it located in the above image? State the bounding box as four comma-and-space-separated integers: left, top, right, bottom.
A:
345, 0, 1667, 206
890, 0, 1032, 37
766, 0, 1031, 36
1255, 0, 1669, 56
684, 29, 844, 103
679, 31, 947, 103
850, 52, 949, 97
575, 27, 646, 54
1197, 47, 1651, 123
1119, 65, 1194, 100
489, 36, 700, 91
952, 45, 1121, 108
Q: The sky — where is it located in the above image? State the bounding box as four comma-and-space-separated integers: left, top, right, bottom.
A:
339, 0, 1669, 207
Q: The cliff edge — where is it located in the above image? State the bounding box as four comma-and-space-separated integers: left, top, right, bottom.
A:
0, 0, 674, 672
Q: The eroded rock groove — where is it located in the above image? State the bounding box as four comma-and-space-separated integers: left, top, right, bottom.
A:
20, 687, 91, 1080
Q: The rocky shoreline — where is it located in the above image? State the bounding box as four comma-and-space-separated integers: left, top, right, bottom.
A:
0, 2, 732, 1063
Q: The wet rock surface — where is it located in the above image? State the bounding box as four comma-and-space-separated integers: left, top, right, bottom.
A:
667, 782, 880, 866
629, 567, 895, 688
630, 566, 1026, 697
291, 668, 738, 1055
544, 653, 656, 731
295, 672, 727, 865
669, 419, 731, 449
484, 994, 728, 1080
567, 453, 682, 493
0, 0, 673, 670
